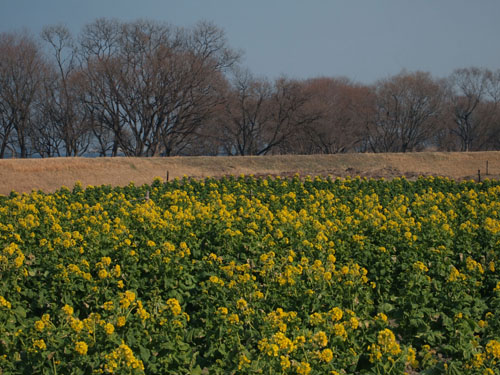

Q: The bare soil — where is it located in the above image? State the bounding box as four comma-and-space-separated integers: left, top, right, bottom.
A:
1, 152, 498, 195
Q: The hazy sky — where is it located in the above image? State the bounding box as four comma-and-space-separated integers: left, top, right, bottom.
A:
1, 0, 499, 83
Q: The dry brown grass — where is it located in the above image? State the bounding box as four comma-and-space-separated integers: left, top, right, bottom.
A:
1, 152, 499, 194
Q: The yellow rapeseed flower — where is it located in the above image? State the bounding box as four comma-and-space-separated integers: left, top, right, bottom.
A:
333, 323, 347, 341
62, 304, 74, 316
103, 301, 114, 311
329, 307, 343, 321
166, 298, 181, 316
238, 354, 251, 370
104, 323, 115, 335
75, 341, 88, 355
486, 340, 500, 359
296, 361, 311, 375
310, 312, 323, 325
98, 269, 108, 279
0, 296, 11, 309
217, 307, 228, 315
312, 331, 328, 347
70, 317, 84, 332
34, 320, 45, 332
33, 339, 46, 351
280, 355, 291, 369
14, 253, 25, 268
125, 291, 136, 302
236, 298, 247, 310
319, 348, 334, 362
117, 316, 126, 327
376, 312, 388, 322
413, 261, 428, 272
228, 313, 239, 324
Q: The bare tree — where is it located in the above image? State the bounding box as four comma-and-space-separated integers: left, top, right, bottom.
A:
77, 18, 238, 157
216, 69, 273, 155
38, 25, 93, 156
0, 32, 47, 158
268, 77, 321, 155
288, 77, 372, 154
213, 70, 317, 156
77, 19, 125, 156
483, 70, 500, 149
447, 67, 500, 151
367, 71, 445, 153
155, 21, 237, 156
448, 67, 489, 151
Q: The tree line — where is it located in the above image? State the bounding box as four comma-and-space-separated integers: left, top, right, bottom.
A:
1, 18, 499, 158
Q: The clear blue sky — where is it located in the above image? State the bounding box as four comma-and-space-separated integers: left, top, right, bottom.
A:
1, 0, 499, 83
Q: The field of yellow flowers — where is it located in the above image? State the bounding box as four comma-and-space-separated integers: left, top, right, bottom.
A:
1, 175, 500, 374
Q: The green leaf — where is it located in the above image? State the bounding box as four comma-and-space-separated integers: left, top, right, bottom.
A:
139, 345, 150, 362
447, 361, 463, 375
190, 365, 203, 375
378, 303, 394, 313
14, 305, 26, 318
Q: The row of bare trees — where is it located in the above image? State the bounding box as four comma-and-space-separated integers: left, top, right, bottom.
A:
1, 18, 500, 158
294, 68, 500, 154
0, 19, 240, 158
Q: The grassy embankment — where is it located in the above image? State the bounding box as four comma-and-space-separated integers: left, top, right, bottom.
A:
0, 151, 498, 194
